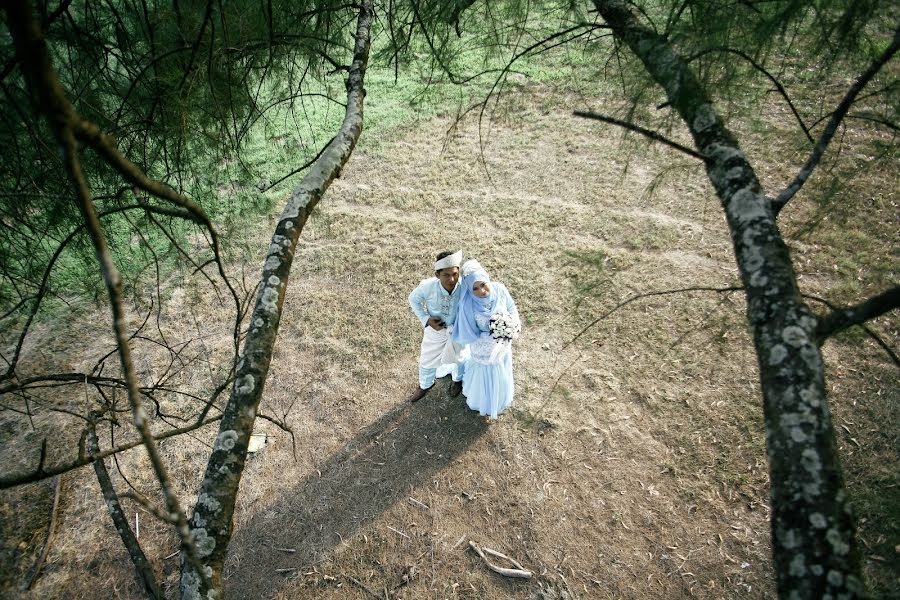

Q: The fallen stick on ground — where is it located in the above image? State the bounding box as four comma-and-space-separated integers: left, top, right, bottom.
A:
347, 575, 380, 600
408, 496, 430, 510
482, 546, 528, 571
468, 541, 532, 579
387, 525, 409, 539
25, 475, 62, 590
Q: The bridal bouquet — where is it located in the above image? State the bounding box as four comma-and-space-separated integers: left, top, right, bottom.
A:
489, 311, 518, 342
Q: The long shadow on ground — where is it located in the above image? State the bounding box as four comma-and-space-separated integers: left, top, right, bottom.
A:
224, 380, 487, 599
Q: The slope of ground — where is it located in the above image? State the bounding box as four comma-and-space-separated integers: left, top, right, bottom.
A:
2, 85, 897, 599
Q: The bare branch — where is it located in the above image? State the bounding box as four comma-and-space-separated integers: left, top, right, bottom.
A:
0, 198, 210, 385
256, 412, 297, 460
573, 110, 706, 160
181, 2, 375, 596
813, 285, 900, 344
687, 46, 813, 143
566, 285, 743, 348
803, 293, 899, 368
846, 112, 900, 133
772, 26, 900, 214
263, 134, 336, 191
23, 475, 61, 591
591, 2, 869, 594
0, 415, 222, 489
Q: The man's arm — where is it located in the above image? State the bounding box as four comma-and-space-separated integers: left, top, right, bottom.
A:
408, 280, 431, 328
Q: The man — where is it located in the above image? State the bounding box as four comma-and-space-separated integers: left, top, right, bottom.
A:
407, 250, 467, 402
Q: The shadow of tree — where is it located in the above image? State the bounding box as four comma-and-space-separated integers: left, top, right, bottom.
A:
224, 382, 487, 598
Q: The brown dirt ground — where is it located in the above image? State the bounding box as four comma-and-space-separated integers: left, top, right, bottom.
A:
1, 84, 898, 599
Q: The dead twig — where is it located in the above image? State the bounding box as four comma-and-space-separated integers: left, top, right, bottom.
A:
392, 565, 418, 591
347, 575, 381, 600
387, 525, 409, 539
24, 475, 62, 590
408, 496, 430, 510
468, 541, 532, 579
482, 546, 527, 571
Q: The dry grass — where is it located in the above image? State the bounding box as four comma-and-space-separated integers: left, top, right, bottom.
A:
1, 83, 897, 599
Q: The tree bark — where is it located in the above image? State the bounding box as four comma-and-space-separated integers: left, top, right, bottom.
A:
591, 1, 864, 597
87, 420, 163, 600
178, 1, 374, 598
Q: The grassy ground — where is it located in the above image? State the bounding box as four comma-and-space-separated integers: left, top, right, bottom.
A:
1, 70, 898, 600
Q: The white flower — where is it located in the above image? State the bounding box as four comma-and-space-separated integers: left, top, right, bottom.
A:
489, 311, 517, 341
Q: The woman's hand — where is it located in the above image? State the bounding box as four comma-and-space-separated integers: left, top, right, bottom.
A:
427, 317, 446, 330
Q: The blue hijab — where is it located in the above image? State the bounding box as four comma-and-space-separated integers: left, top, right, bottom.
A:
452, 260, 500, 346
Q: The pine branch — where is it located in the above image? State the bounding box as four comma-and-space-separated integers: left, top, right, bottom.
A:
687, 46, 813, 143
567, 285, 743, 348
815, 286, 900, 344
772, 26, 900, 215
573, 110, 706, 160
181, 2, 375, 595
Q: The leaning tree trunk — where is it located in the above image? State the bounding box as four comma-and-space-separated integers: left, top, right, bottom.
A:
87, 418, 163, 600
592, 1, 864, 597
179, 2, 374, 598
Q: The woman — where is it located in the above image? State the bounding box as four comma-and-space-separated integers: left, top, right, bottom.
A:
452, 260, 521, 420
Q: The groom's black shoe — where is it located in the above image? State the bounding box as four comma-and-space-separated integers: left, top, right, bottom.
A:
408, 386, 432, 403
449, 380, 463, 398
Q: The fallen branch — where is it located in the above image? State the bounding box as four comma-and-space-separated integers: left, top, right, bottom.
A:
468, 541, 532, 579
408, 496, 430, 510
347, 575, 381, 600
24, 475, 62, 590
566, 285, 743, 348
387, 525, 409, 539
482, 546, 528, 571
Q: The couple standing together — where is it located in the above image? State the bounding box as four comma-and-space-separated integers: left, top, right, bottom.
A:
407, 250, 521, 420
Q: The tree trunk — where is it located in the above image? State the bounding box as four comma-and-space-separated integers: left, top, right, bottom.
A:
88, 420, 163, 600
591, 1, 864, 597
178, 1, 374, 598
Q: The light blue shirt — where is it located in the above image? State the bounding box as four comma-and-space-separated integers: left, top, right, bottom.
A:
408, 278, 463, 328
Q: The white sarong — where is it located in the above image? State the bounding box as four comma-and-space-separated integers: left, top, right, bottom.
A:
420, 326, 466, 370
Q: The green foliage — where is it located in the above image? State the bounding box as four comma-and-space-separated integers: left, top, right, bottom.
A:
2, 0, 897, 330
1, 1, 583, 326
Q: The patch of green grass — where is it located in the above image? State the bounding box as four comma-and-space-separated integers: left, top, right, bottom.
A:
562, 247, 613, 307
834, 325, 870, 347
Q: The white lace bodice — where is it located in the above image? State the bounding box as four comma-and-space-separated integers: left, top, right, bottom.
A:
468, 309, 520, 365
